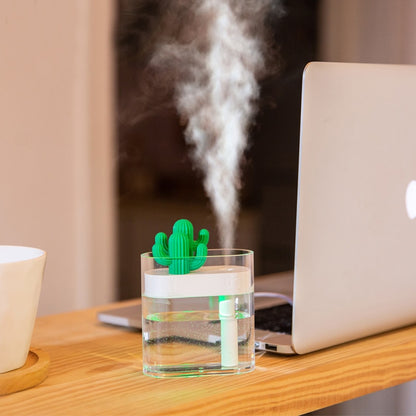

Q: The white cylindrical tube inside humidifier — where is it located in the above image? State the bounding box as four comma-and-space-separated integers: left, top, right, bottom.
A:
219, 295, 238, 367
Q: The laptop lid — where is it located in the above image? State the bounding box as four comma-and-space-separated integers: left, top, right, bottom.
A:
292, 61, 416, 354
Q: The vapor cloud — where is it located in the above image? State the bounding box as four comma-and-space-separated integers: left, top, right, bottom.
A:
119, 0, 282, 247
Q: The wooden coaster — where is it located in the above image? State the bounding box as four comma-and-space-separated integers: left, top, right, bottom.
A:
0, 348, 50, 395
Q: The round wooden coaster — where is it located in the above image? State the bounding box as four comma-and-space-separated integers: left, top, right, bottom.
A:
0, 348, 50, 395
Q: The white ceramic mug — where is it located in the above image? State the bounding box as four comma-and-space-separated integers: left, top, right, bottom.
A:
0, 246, 46, 373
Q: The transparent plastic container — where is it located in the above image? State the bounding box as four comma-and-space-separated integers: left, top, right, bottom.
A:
141, 249, 255, 378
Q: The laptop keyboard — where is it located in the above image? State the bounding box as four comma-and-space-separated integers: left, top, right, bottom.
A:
255, 303, 293, 335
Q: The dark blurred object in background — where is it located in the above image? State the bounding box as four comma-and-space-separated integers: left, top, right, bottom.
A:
115, 0, 318, 298
254, 0, 318, 274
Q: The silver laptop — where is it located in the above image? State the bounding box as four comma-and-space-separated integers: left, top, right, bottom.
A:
99, 61, 416, 355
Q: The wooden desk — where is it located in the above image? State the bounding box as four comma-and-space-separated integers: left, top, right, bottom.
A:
1, 299, 416, 416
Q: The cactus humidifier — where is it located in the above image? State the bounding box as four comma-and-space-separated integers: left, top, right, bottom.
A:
141, 219, 255, 378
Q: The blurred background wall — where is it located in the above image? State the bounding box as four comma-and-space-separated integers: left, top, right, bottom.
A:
0, 0, 116, 315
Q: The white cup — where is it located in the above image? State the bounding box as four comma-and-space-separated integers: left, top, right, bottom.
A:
0, 245, 46, 373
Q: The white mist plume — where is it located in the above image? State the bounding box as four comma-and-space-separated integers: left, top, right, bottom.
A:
177, 1, 265, 248
146, 0, 278, 248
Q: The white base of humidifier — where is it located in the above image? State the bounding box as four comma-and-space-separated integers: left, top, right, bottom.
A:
144, 265, 252, 299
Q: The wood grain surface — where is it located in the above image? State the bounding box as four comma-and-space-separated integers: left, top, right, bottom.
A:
1, 298, 416, 415
0, 349, 50, 396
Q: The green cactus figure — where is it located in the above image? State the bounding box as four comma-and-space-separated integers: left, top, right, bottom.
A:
152, 219, 209, 274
